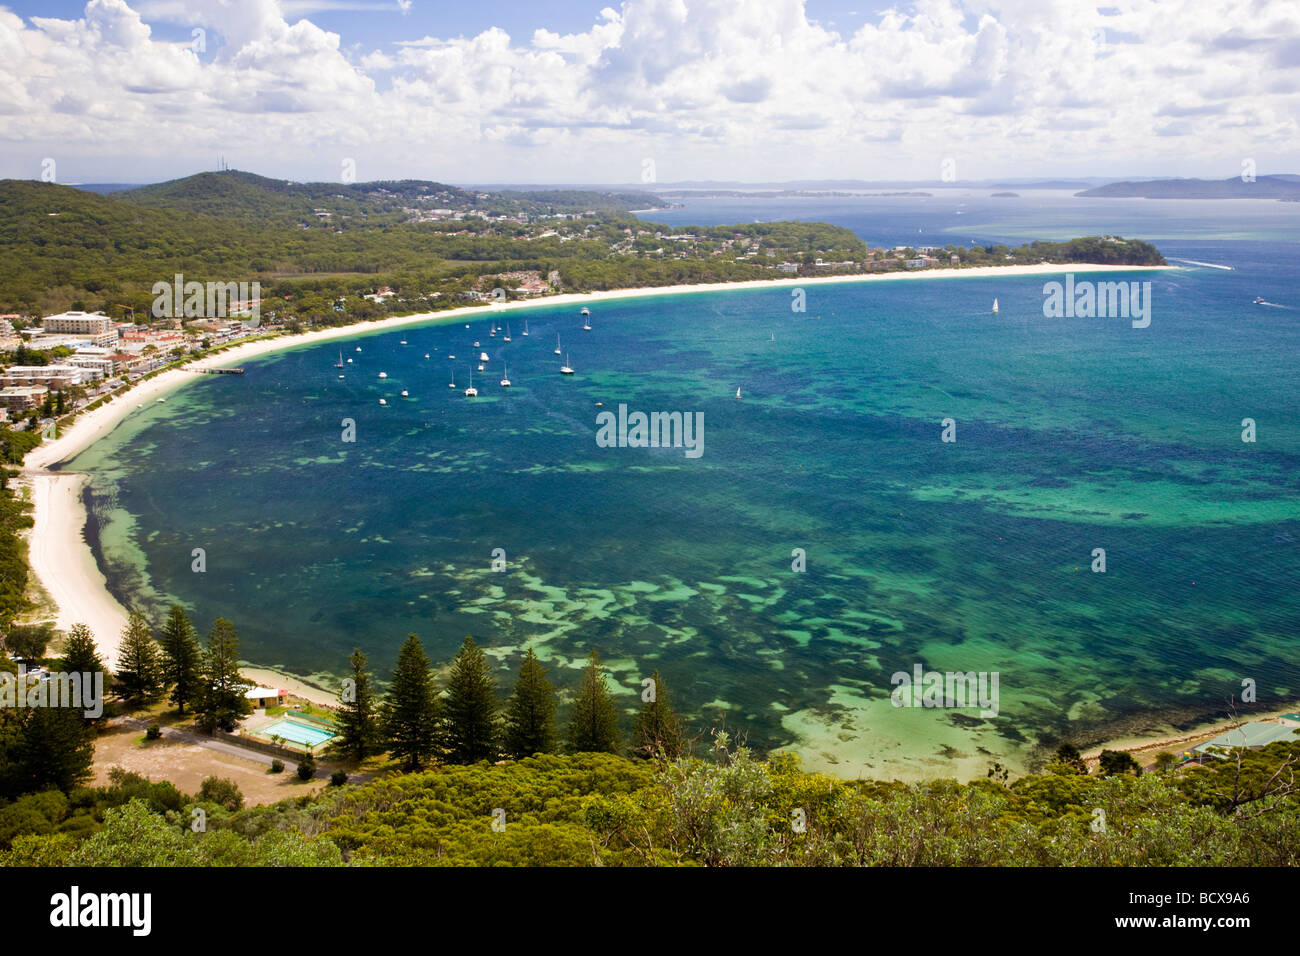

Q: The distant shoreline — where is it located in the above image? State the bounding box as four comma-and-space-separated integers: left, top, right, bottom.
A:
21, 261, 1178, 753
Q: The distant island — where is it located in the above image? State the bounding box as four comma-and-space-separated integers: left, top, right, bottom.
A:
990, 192, 1019, 198
1078, 174, 1300, 200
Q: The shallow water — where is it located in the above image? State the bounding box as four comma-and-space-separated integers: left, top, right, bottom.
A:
69, 195, 1300, 779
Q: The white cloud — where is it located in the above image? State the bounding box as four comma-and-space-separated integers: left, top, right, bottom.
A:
1, 0, 1297, 182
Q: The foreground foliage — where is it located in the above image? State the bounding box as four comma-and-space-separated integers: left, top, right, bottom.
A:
3, 740, 1296, 867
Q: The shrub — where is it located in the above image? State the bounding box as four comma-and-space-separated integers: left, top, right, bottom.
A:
269, 759, 285, 774
330, 770, 348, 787
197, 776, 244, 811
296, 754, 316, 781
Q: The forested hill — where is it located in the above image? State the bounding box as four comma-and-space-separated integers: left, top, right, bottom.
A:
115, 170, 666, 224
1077, 174, 1300, 199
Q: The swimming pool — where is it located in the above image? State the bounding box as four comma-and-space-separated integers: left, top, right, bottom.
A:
254, 716, 336, 749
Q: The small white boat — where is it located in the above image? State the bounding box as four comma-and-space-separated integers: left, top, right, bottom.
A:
580, 307, 590, 316
504, 324, 511, 342
400, 340, 407, 345
473, 341, 480, 347
378, 372, 388, 379
992, 298, 999, 314
522, 320, 529, 337
735, 387, 741, 399
582, 314, 592, 331
477, 363, 485, 371
356, 347, 362, 352
448, 354, 455, 359
379, 398, 387, 406
500, 363, 511, 388
338, 374, 344, 379
489, 323, 497, 337
424, 354, 430, 359
448, 371, 456, 388
347, 358, 353, 364
464, 370, 478, 397
554, 334, 562, 355
401, 389, 409, 397
335, 350, 344, 368
480, 352, 490, 362
560, 354, 574, 375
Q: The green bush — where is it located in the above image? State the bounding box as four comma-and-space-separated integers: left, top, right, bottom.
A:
269, 759, 284, 774
296, 755, 316, 781
197, 777, 244, 811
144, 724, 161, 741
330, 771, 348, 787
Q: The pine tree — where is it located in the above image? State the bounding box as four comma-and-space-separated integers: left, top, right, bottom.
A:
336, 648, 378, 762
17, 705, 94, 793
159, 605, 202, 715
115, 609, 163, 704
633, 669, 685, 760
60, 623, 110, 721
194, 618, 249, 733
383, 634, 440, 770
504, 647, 557, 759
61, 622, 105, 678
566, 651, 620, 754
442, 636, 499, 763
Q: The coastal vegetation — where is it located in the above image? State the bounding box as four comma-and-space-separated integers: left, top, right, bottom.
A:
0, 173, 1165, 322
1, 612, 1296, 866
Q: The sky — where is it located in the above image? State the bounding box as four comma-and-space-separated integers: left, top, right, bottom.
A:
0, 0, 1297, 186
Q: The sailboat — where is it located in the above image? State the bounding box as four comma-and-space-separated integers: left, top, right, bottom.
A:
580, 307, 590, 316
582, 312, 592, 331
464, 369, 478, 397
479, 352, 490, 362
736, 387, 741, 399
560, 354, 574, 375
500, 363, 511, 388
448, 370, 456, 388
504, 323, 511, 342
992, 298, 999, 314
334, 350, 344, 369
554, 334, 562, 355
522, 320, 529, 337
401, 389, 409, 398
489, 322, 497, 337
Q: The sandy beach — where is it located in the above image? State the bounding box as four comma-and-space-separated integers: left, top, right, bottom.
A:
20, 262, 1175, 711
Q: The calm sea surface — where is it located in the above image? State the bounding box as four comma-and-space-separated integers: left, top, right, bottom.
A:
67, 191, 1300, 778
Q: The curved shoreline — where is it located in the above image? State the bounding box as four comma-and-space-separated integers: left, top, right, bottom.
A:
20, 263, 1184, 758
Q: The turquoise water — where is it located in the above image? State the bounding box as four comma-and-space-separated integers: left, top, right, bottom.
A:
256, 717, 335, 749
67, 196, 1300, 779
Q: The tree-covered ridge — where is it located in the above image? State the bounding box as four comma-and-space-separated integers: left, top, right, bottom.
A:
116, 171, 666, 224
3, 740, 1297, 867
0, 176, 1164, 321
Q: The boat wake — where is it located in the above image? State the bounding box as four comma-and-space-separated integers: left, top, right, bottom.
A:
1168, 257, 1234, 270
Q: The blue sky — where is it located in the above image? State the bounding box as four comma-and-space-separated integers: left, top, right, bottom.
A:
1, 0, 1296, 185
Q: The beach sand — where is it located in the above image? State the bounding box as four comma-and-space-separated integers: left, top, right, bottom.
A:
20, 262, 1178, 734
